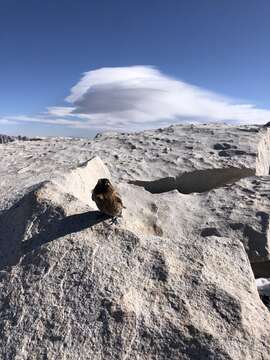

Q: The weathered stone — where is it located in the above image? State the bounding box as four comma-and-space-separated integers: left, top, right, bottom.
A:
256, 128, 270, 176
0, 124, 270, 359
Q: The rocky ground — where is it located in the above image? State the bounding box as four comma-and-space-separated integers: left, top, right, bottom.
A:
0, 124, 270, 359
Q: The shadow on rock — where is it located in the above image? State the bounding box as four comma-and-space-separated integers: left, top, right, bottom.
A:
23, 210, 109, 254
129, 167, 255, 194
0, 201, 108, 271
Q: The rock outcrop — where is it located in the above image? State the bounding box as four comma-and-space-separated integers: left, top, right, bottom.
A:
0, 153, 270, 359
1, 124, 270, 359
0, 134, 15, 144
256, 128, 270, 176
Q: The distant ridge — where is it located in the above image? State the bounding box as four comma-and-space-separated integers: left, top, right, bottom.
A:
0, 134, 42, 144
0, 134, 15, 144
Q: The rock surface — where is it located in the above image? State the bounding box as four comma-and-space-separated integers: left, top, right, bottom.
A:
0, 124, 270, 359
0, 124, 261, 211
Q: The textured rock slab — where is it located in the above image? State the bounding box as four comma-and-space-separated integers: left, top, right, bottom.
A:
129, 169, 270, 267
256, 128, 270, 176
2, 228, 269, 360
196, 176, 270, 266
1, 125, 270, 359
0, 124, 261, 212
0, 162, 270, 359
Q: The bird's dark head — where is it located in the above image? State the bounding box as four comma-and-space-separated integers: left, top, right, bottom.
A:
95, 178, 112, 192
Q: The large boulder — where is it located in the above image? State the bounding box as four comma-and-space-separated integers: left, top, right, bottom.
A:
0, 158, 269, 359
129, 167, 270, 269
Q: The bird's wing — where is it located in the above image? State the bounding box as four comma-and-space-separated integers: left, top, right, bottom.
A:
114, 192, 123, 206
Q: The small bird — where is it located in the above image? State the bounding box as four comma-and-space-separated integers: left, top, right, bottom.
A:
91, 178, 124, 223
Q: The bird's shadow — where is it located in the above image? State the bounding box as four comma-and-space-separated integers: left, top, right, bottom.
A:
22, 210, 110, 254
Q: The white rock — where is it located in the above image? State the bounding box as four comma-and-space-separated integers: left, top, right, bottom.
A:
256, 128, 270, 176
0, 124, 270, 359
52, 156, 111, 209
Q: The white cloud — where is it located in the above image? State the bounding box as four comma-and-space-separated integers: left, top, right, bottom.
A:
2, 66, 270, 132
0, 118, 17, 125
64, 66, 270, 128
47, 107, 75, 116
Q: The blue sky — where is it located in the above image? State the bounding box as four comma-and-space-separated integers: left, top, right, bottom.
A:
1, 0, 270, 137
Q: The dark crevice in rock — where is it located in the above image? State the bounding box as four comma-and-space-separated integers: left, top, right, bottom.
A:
218, 149, 247, 157
213, 143, 236, 151
129, 167, 255, 194
252, 261, 270, 279
200, 227, 221, 237
260, 295, 270, 311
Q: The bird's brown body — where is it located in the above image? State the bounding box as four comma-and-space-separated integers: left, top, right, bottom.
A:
92, 178, 124, 218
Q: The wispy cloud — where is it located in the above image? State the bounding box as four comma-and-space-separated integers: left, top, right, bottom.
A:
2, 65, 270, 132
0, 118, 18, 125
47, 107, 75, 117
1, 115, 82, 127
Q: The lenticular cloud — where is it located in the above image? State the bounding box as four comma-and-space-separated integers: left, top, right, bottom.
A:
64, 66, 270, 128
3, 66, 270, 131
